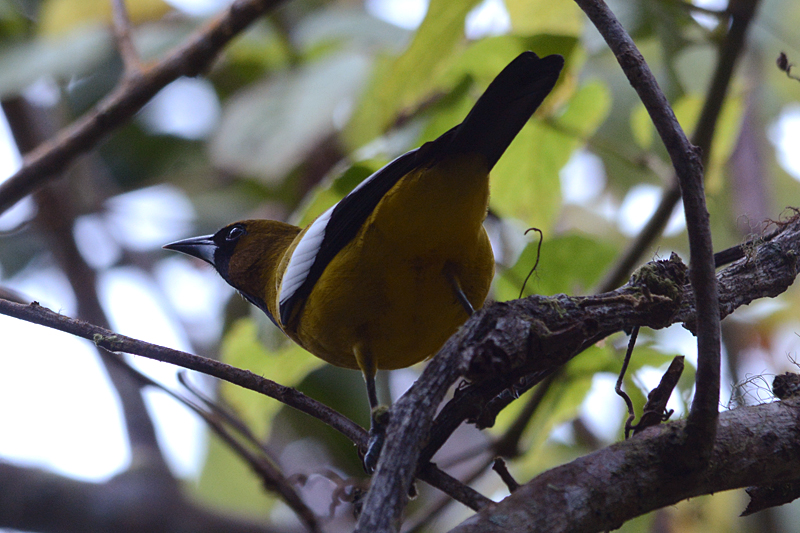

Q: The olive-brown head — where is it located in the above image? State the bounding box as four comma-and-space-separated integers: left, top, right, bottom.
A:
164, 220, 301, 326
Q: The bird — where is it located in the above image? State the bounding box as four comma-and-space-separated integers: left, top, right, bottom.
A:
164, 51, 564, 470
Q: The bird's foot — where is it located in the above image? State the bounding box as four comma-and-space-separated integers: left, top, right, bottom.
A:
363, 405, 390, 474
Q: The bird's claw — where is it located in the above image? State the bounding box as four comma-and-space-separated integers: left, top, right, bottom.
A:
363, 406, 390, 474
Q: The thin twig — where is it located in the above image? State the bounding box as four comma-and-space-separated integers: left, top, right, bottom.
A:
615, 327, 639, 439
0, 0, 286, 216
491, 458, 520, 493
404, 455, 492, 533
177, 371, 266, 442
0, 297, 367, 448
631, 355, 684, 435
417, 465, 493, 512
110, 0, 142, 75
518, 228, 543, 298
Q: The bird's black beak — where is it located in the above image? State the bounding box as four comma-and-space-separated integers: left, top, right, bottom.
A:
163, 235, 218, 266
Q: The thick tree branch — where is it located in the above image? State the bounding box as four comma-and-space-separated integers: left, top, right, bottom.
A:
355, 213, 800, 532
450, 397, 800, 533
0, 0, 286, 216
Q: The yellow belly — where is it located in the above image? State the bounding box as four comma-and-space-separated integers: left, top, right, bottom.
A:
282, 154, 494, 372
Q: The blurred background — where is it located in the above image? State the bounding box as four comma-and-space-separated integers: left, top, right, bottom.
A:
0, 0, 799, 531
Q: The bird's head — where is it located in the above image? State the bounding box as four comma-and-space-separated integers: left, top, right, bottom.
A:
164, 219, 301, 325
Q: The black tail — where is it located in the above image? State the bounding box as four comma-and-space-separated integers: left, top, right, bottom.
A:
446, 52, 564, 170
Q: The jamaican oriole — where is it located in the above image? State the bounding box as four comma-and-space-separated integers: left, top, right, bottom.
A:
165, 51, 563, 469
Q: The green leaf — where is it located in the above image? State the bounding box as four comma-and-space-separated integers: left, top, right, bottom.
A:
490, 80, 611, 227
0, 26, 112, 97
504, 0, 583, 36
440, 34, 580, 90
496, 232, 618, 301
344, 0, 482, 149
193, 435, 276, 518
291, 162, 379, 227
293, 7, 410, 54
210, 52, 371, 182
37, 0, 170, 36
630, 103, 654, 149
0, 1, 29, 39
218, 318, 323, 439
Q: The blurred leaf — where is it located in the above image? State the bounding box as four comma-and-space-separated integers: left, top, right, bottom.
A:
630, 103, 653, 149
449, 34, 580, 82
667, 491, 744, 533
38, 0, 170, 36
218, 318, 322, 439
100, 123, 204, 191
497, 232, 619, 301
132, 19, 199, 63
292, 7, 410, 54
277, 364, 371, 474
210, 51, 371, 182
211, 22, 293, 98
505, 0, 583, 36
0, 230, 49, 278
0, 26, 112, 97
291, 161, 378, 227
0, 0, 29, 39
629, 92, 744, 194
495, 343, 617, 461
194, 434, 275, 519
702, 94, 744, 195
490, 80, 611, 227
344, 0, 482, 149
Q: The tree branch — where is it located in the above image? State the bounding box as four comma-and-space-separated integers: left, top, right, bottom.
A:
594, 0, 760, 294
2, 213, 798, 531
0, 298, 367, 448
355, 213, 800, 532
111, 0, 143, 75
574, 0, 719, 469
0, 0, 286, 216
0, 462, 282, 533
449, 397, 800, 533
2, 95, 176, 482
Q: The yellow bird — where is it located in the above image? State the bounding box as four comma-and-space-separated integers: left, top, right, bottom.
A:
165, 51, 563, 468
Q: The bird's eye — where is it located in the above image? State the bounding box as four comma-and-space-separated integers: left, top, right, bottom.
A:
226, 225, 246, 242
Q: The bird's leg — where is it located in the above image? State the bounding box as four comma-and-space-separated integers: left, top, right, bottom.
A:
444, 263, 475, 316
356, 346, 388, 473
